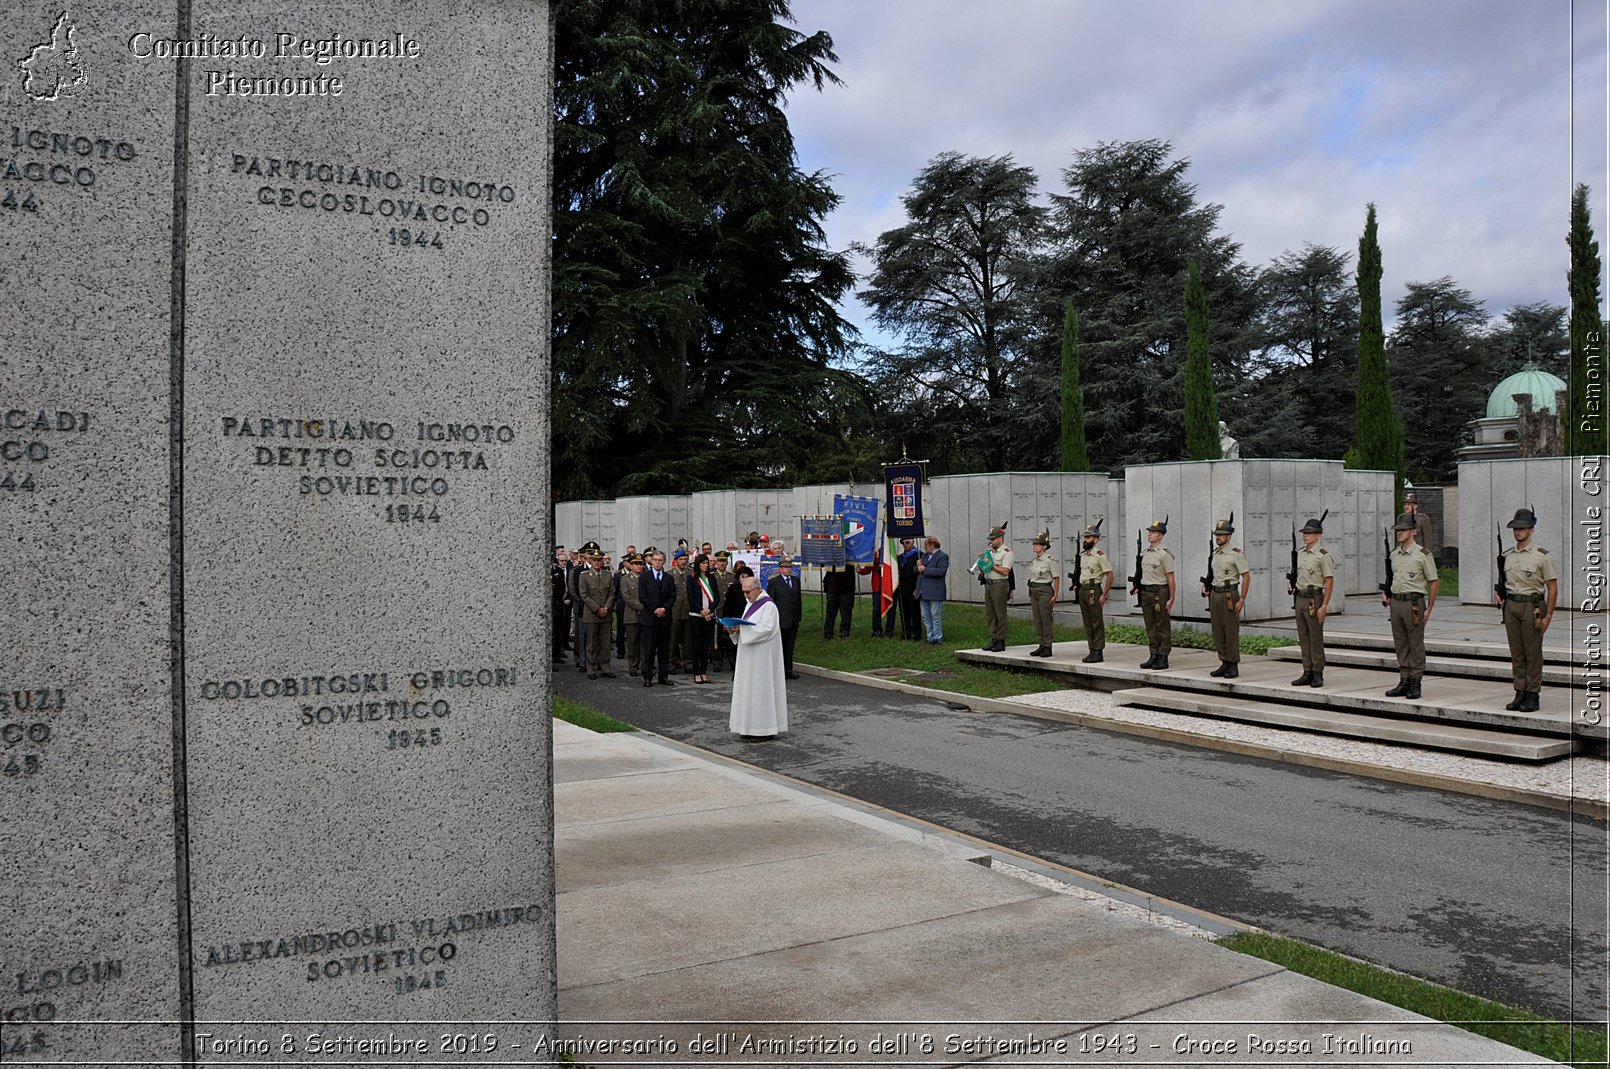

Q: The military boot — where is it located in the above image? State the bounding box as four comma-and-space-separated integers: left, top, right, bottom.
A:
1223, 663, 1239, 679
1153, 656, 1169, 671
1210, 663, 1229, 677
1139, 654, 1157, 669
1405, 678, 1422, 700
1308, 674, 1324, 688
1290, 671, 1314, 687
1519, 691, 1541, 713
1082, 650, 1103, 664
1506, 691, 1526, 711
1385, 678, 1411, 697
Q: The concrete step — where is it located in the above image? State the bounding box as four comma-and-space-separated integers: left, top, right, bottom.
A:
1264, 644, 1575, 686
954, 642, 1603, 741
1114, 688, 1579, 761
1306, 628, 1575, 666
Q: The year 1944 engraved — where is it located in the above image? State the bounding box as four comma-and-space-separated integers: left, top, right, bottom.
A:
387, 227, 442, 249
385, 503, 440, 524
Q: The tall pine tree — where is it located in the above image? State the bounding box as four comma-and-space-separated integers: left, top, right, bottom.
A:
1348, 204, 1405, 505
1566, 183, 1607, 456
1183, 260, 1221, 459
1059, 302, 1090, 470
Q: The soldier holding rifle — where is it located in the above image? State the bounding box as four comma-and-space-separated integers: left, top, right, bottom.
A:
1382, 513, 1438, 700
977, 525, 1014, 652
1495, 507, 1557, 712
1202, 515, 1251, 679
1136, 518, 1175, 670
1072, 519, 1113, 663
1287, 512, 1334, 688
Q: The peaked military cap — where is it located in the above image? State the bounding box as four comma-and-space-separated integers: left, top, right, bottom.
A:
1507, 507, 1538, 530
580, 540, 602, 555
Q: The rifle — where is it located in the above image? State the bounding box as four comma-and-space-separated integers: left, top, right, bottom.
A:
1285, 523, 1298, 594
1070, 535, 1084, 595
1379, 527, 1394, 597
1494, 523, 1507, 607
1128, 529, 1144, 597
1199, 531, 1213, 598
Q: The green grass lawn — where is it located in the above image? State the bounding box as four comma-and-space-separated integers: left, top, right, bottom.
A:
1219, 931, 1606, 1068
553, 695, 636, 733
795, 594, 1294, 700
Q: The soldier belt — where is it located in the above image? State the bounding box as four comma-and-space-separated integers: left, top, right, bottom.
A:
1211, 584, 1238, 593
1140, 583, 1167, 592
1028, 581, 1053, 587
985, 578, 1009, 585
1389, 592, 1424, 602
1081, 582, 1104, 590
1505, 592, 1545, 603
1296, 587, 1324, 597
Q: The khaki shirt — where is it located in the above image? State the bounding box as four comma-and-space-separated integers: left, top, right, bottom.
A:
1389, 543, 1438, 595
1296, 545, 1334, 589
621, 568, 645, 623
1079, 549, 1114, 584
578, 567, 615, 614
1209, 545, 1250, 586
986, 546, 1014, 579
1027, 553, 1058, 585
1503, 544, 1557, 596
1140, 546, 1174, 585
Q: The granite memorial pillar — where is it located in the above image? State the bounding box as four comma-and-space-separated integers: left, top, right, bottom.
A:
3, 2, 555, 1060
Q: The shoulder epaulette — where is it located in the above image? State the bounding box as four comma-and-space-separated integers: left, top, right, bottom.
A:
1095, 550, 1105, 556
1231, 546, 1241, 553
1319, 548, 1329, 555
1538, 547, 1550, 555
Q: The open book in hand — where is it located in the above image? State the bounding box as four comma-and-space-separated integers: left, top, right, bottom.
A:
716, 616, 755, 627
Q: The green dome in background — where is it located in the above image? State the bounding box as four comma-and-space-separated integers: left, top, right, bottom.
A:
1485, 365, 1566, 419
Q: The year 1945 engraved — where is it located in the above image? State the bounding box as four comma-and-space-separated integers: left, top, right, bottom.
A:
387, 227, 442, 249
387, 728, 444, 749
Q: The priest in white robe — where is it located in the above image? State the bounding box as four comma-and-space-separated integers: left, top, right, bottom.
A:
728, 572, 788, 738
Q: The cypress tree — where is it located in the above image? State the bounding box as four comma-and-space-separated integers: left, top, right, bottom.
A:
1059, 301, 1090, 471
1349, 204, 1405, 505
1183, 260, 1221, 459
1566, 183, 1607, 456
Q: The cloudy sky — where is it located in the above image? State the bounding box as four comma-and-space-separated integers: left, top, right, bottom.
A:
782, 0, 1608, 347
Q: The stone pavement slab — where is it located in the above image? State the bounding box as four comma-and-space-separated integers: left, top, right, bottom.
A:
553, 722, 1558, 1066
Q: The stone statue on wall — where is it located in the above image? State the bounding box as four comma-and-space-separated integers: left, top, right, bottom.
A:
1217, 420, 1241, 460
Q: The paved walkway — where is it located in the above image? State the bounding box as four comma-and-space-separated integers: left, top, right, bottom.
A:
554, 720, 1558, 1067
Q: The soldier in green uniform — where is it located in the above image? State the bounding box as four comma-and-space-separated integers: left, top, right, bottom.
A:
1204, 516, 1251, 679
621, 552, 646, 676
978, 526, 1014, 652
1382, 513, 1439, 700
1026, 530, 1060, 657
1496, 507, 1558, 712
1138, 518, 1175, 670
1075, 519, 1114, 663
578, 545, 618, 679
1288, 513, 1335, 688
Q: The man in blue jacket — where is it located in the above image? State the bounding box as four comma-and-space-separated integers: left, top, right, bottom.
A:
915, 536, 950, 644
639, 548, 679, 687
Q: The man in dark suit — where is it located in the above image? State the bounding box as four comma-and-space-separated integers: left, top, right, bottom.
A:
896, 536, 922, 640
765, 556, 804, 679
639, 548, 679, 687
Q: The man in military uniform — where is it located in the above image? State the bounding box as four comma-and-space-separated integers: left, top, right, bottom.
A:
1382, 513, 1439, 700
1288, 513, 1335, 688
578, 545, 618, 679
1496, 507, 1557, 712
1203, 516, 1251, 679
1073, 519, 1113, 663
669, 547, 692, 673
621, 552, 647, 677
978, 526, 1014, 652
1137, 518, 1175, 670
1403, 491, 1435, 556
1026, 530, 1059, 657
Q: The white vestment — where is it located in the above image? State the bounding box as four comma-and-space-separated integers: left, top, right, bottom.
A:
729, 596, 788, 736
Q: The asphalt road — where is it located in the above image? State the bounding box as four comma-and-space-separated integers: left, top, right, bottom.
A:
554, 662, 1608, 1022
